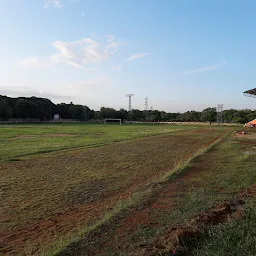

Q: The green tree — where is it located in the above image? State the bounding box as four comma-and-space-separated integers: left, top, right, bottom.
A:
99, 107, 117, 119
0, 99, 12, 120
116, 108, 128, 120
200, 107, 217, 122
132, 109, 144, 121
15, 99, 38, 119
69, 105, 88, 120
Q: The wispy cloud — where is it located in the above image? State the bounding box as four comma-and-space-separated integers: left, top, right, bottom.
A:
51, 36, 118, 68
44, 0, 63, 8
128, 52, 151, 61
19, 35, 119, 69
182, 60, 226, 74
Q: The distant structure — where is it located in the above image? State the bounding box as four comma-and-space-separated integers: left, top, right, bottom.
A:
245, 119, 256, 128
126, 94, 134, 111
144, 97, 148, 120
53, 113, 60, 121
217, 104, 223, 124
244, 88, 256, 98
104, 118, 122, 125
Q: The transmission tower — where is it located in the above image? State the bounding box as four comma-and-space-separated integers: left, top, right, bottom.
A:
126, 94, 134, 112
217, 104, 224, 124
144, 97, 148, 120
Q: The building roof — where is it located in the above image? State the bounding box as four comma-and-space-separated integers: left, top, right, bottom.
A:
244, 88, 256, 97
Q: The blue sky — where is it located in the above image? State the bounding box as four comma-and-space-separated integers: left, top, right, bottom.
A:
0, 0, 256, 112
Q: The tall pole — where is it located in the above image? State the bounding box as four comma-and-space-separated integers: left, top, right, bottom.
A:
217, 104, 223, 124
126, 94, 134, 112
144, 97, 148, 120
126, 94, 134, 121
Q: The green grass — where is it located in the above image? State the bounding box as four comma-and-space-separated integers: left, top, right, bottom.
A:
48, 133, 227, 256
0, 123, 195, 161
190, 198, 256, 256
73, 133, 256, 256
1, 125, 229, 256
151, 137, 256, 228
1, 125, 226, 255
48, 131, 229, 256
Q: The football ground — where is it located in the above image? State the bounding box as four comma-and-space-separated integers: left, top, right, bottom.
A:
1, 123, 256, 255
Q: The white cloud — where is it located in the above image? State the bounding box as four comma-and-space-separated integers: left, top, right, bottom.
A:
128, 52, 151, 61
182, 60, 227, 74
44, 0, 63, 8
19, 57, 53, 68
20, 36, 119, 69
51, 36, 118, 68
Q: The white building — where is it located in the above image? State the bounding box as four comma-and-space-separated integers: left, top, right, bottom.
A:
53, 114, 60, 121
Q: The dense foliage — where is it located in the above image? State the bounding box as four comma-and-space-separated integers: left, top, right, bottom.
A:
95, 106, 255, 123
0, 95, 255, 123
0, 95, 93, 121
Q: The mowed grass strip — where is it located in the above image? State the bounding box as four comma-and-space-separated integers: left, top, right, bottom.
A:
70, 133, 256, 256
0, 128, 224, 255
0, 123, 195, 162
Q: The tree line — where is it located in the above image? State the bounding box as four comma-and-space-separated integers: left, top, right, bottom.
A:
97, 107, 255, 123
0, 95, 93, 121
0, 95, 255, 123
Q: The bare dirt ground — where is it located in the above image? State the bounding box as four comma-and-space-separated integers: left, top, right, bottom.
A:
0, 129, 224, 255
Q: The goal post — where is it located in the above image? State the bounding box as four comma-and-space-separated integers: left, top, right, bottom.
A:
104, 118, 122, 125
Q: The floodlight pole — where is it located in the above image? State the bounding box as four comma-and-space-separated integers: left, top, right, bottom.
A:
126, 94, 134, 112
145, 97, 148, 120
126, 94, 134, 121
217, 104, 224, 125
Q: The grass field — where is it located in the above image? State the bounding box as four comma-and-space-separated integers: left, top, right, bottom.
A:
1, 123, 255, 256
58, 128, 256, 256
0, 123, 194, 162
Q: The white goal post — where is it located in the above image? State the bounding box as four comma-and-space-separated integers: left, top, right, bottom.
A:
104, 118, 122, 125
